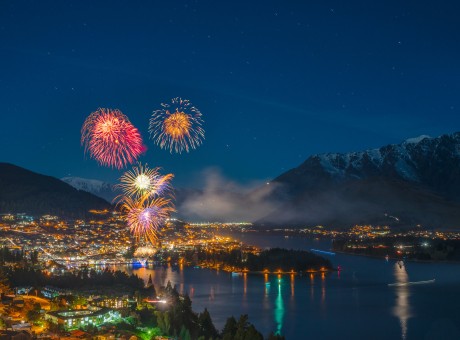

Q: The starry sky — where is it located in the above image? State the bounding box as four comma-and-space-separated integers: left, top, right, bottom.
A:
1, 0, 460, 187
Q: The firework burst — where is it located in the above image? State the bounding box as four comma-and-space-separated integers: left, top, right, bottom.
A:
116, 163, 174, 201
81, 108, 144, 169
134, 245, 157, 257
121, 195, 174, 246
149, 97, 205, 153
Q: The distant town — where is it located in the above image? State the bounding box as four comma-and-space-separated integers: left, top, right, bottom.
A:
2, 210, 460, 339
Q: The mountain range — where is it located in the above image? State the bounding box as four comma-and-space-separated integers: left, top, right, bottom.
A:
3, 131, 460, 227
263, 132, 460, 228
0, 163, 111, 218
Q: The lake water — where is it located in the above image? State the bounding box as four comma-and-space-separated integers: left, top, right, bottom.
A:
118, 233, 460, 339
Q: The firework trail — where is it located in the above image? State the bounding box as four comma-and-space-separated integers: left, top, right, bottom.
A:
149, 97, 204, 153
116, 163, 174, 201
121, 194, 175, 246
81, 108, 144, 169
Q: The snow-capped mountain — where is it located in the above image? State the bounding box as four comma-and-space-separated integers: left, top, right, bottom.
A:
61, 177, 117, 202
261, 132, 460, 228
275, 132, 460, 200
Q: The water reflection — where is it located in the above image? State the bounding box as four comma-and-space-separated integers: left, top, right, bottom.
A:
263, 273, 270, 310
209, 285, 215, 301
392, 262, 412, 340
243, 273, 247, 296
321, 273, 326, 306
179, 263, 184, 294
264, 273, 270, 296
274, 277, 284, 335
310, 273, 314, 301
110, 251, 460, 340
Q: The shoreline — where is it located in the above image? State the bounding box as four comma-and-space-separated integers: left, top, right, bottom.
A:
333, 250, 460, 264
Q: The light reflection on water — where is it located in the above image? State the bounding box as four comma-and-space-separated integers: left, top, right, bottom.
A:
108, 234, 460, 339
392, 262, 412, 340
263, 273, 270, 312
274, 277, 284, 335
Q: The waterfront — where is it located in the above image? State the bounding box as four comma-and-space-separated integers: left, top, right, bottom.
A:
119, 233, 460, 340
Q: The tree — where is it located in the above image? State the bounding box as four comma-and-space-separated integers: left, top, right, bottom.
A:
70, 295, 87, 308
30, 251, 39, 265
198, 308, 218, 340
165, 280, 173, 293
234, 315, 250, 340
155, 311, 171, 335
0, 269, 9, 295
26, 309, 40, 323
222, 315, 263, 340
243, 325, 263, 340
179, 325, 191, 340
143, 281, 156, 300
222, 316, 237, 340
138, 307, 156, 327
267, 332, 285, 340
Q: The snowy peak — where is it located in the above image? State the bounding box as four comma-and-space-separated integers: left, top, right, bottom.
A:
266, 131, 460, 227
276, 131, 460, 201
309, 133, 460, 182
61, 177, 117, 202
404, 135, 431, 144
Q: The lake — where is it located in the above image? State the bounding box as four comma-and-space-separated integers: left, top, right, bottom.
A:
117, 233, 460, 339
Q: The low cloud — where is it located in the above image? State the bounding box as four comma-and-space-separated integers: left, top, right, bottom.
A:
176, 168, 281, 222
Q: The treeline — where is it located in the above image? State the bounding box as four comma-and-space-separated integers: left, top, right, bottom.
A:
129, 282, 284, 340
245, 248, 332, 271
181, 248, 333, 271
5, 267, 144, 291
0, 247, 39, 265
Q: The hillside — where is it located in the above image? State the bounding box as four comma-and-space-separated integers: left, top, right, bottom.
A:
61, 177, 117, 203
259, 132, 460, 228
0, 163, 111, 218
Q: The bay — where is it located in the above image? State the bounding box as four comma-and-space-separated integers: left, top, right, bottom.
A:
116, 233, 460, 339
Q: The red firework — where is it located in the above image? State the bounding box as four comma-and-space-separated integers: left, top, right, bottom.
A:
81, 108, 144, 169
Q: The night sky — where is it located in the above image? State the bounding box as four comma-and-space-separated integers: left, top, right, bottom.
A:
1, 1, 460, 187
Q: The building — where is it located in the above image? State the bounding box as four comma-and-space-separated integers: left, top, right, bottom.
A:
89, 296, 135, 309
41, 286, 72, 299
45, 307, 120, 330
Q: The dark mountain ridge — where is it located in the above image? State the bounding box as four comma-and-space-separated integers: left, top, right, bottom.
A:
0, 163, 111, 218
260, 132, 460, 228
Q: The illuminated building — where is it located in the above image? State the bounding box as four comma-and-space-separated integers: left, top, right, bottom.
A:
45, 307, 120, 330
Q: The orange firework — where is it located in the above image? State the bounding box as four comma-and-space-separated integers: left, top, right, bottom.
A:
81, 108, 144, 169
120, 194, 175, 245
149, 97, 204, 153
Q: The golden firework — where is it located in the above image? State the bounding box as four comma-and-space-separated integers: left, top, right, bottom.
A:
149, 97, 204, 153
120, 194, 175, 246
116, 163, 174, 201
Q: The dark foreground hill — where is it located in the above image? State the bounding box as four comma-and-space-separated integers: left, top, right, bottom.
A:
0, 163, 111, 218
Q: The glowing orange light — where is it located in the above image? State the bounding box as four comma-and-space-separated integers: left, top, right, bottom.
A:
150, 97, 204, 153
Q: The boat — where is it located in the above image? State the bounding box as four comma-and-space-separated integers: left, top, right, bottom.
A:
310, 249, 336, 256
388, 279, 435, 287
